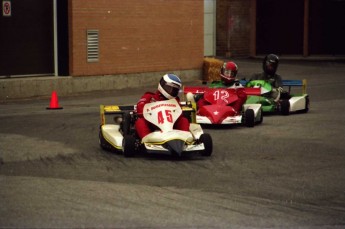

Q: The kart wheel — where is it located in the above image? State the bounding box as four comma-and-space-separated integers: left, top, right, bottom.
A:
280, 99, 290, 115
199, 133, 213, 157
122, 135, 136, 157
99, 129, 112, 151
303, 96, 310, 113
244, 109, 255, 127
121, 112, 132, 135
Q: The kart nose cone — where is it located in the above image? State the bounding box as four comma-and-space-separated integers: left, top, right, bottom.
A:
165, 140, 185, 156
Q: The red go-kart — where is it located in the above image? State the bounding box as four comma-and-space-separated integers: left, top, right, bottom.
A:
183, 86, 263, 127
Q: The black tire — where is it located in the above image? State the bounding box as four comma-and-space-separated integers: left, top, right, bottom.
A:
199, 133, 213, 157
121, 112, 132, 135
304, 96, 310, 113
244, 109, 255, 127
122, 135, 136, 157
280, 99, 290, 115
99, 129, 112, 151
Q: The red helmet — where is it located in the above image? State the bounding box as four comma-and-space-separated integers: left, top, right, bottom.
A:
220, 61, 238, 84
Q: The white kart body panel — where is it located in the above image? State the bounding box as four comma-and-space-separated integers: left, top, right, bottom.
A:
289, 95, 308, 112
189, 123, 203, 139
142, 130, 194, 144
196, 115, 213, 124
142, 99, 206, 153
196, 114, 243, 125
143, 142, 205, 154
220, 115, 242, 124
243, 103, 262, 122
143, 99, 182, 132
101, 124, 123, 149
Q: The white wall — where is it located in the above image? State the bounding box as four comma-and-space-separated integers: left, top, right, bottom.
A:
204, 0, 216, 56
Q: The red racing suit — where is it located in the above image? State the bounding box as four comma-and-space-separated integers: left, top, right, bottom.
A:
135, 91, 190, 139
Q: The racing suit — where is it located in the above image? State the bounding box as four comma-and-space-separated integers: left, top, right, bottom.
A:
135, 91, 190, 139
250, 72, 283, 88
250, 72, 288, 100
196, 80, 247, 114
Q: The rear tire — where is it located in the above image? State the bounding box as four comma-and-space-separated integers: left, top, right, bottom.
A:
244, 109, 255, 127
304, 96, 310, 113
199, 133, 213, 157
280, 99, 290, 115
122, 135, 136, 157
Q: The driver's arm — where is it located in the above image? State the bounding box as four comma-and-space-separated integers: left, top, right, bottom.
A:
136, 94, 152, 117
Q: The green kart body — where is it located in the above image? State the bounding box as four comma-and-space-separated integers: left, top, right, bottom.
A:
243, 79, 309, 115
245, 80, 277, 113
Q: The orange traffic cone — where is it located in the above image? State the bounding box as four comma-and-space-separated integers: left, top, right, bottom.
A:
46, 91, 63, 109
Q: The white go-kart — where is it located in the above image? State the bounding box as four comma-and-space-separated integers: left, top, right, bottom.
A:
99, 99, 213, 158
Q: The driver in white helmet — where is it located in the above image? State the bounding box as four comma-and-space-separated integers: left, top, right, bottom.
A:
135, 74, 190, 139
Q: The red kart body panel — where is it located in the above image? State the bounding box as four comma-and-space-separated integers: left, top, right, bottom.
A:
198, 88, 238, 124
184, 86, 262, 125
183, 86, 261, 96
198, 105, 236, 124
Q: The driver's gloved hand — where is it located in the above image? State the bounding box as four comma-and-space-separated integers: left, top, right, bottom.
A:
194, 94, 203, 102
280, 91, 291, 100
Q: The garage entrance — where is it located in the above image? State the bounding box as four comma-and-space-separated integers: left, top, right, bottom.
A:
0, 0, 54, 77
256, 0, 304, 55
309, 0, 345, 55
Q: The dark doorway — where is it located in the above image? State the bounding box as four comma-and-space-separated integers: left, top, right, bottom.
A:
309, 0, 345, 55
256, 0, 304, 55
0, 0, 54, 76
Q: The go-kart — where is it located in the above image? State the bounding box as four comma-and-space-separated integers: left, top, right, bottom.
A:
244, 79, 310, 115
99, 99, 213, 158
183, 86, 263, 127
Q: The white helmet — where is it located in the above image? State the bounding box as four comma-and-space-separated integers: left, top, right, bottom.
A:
158, 74, 182, 99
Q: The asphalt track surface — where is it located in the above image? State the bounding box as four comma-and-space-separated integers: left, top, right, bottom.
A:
1, 59, 345, 228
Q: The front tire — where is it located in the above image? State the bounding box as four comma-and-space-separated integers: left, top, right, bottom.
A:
122, 135, 136, 157
280, 99, 290, 115
199, 133, 213, 157
244, 109, 255, 127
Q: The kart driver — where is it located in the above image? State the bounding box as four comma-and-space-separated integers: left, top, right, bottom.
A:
135, 73, 190, 140
249, 54, 285, 99
195, 61, 247, 114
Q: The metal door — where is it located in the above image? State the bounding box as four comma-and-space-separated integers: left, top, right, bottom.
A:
0, 0, 54, 77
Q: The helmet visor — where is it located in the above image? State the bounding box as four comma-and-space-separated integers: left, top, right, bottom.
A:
223, 69, 236, 78
162, 83, 180, 98
265, 60, 277, 74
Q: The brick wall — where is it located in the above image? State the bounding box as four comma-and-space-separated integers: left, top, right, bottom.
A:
68, 0, 204, 76
216, 0, 251, 57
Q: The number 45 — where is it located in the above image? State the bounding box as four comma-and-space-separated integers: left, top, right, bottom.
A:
157, 110, 173, 124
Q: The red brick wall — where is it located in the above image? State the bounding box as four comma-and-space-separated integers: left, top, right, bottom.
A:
216, 0, 251, 57
68, 0, 204, 76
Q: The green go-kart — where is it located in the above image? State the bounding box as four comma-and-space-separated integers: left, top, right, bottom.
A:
243, 79, 310, 115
